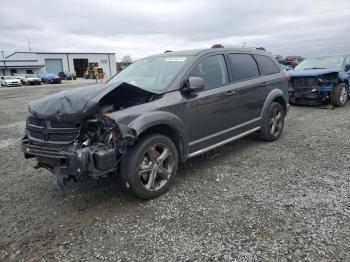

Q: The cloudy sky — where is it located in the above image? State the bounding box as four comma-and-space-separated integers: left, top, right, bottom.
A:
1, 0, 350, 61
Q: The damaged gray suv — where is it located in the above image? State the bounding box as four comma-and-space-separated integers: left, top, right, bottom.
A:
21, 46, 289, 199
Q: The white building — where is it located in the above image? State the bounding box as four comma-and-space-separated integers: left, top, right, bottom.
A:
0, 51, 116, 78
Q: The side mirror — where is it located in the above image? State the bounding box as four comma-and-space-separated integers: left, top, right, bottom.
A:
186, 77, 204, 92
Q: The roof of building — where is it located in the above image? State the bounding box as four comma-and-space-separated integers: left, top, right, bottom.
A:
5, 51, 115, 58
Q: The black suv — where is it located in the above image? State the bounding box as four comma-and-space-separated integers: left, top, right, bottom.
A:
21, 46, 289, 199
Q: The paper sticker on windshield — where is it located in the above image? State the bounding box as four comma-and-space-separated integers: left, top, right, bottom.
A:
164, 57, 187, 62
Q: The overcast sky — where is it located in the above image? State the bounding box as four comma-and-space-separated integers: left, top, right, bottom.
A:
1, 0, 349, 61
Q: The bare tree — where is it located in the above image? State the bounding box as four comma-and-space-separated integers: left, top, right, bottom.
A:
122, 55, 133, 64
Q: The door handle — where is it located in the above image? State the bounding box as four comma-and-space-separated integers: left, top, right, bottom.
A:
225, 90, 237, 96
261, 82, 270, 87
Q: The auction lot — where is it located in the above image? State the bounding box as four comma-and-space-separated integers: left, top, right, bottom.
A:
1, 83, 350, 261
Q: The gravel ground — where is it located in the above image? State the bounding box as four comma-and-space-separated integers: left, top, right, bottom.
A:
0, 83, 350, 261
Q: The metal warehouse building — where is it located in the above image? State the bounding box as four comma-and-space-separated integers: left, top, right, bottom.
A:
0, 52, 117, 78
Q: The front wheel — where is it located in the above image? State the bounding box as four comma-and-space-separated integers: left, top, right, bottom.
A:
258, 102, 285, 141
331, 83, 348, 107
120, 134, 178, 199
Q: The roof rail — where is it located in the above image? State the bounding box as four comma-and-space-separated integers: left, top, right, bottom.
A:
211, 44, 266, 51
211, 44, 224, 48
164, 50, 172, 53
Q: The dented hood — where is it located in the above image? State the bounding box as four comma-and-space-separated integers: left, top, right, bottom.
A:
28, 82, 157, 122
287, 68, 342, 77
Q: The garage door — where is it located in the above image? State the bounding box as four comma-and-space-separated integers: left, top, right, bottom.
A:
45, 59, 63, 74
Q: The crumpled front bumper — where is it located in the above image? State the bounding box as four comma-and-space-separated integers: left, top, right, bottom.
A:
288, 84, 334, 105
21, 138, 118, 180
21, 138, 83, 173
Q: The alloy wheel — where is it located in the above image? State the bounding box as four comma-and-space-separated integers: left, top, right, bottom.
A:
269, 106, 283, 137
138, 143, 175, 192
339, 86, 348, 104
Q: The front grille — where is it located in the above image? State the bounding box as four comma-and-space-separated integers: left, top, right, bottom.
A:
50, 121, 80, 128
26, 117, 81, 144
28, 116, 45, 127
292, 77, 319, 88
49, 133, 78, 142
29, 130, 44, 139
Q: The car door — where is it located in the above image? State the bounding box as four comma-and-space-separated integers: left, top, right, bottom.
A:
184, 54, 237, 153
226, 53, 264, 127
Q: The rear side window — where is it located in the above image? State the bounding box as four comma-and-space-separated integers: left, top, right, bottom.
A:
189, 55, 228, 90
228, 54, 259, 82
254, 55, 280, 75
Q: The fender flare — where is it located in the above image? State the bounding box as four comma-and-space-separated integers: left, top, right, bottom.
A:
127, 111, 189, 159
260, 89, 288, 119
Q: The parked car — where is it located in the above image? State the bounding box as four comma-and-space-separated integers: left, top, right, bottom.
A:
21, 74, 42, 85
58, 71, 76, 80
36, 73, 61, 84
0, 76, 21, 87
288, 55, 350, 106
21, 46, 289, 199
13, 74, 25, 80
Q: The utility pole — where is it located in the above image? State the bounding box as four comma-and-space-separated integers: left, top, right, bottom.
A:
1, 50, 5, 76
27, 39, 32, 51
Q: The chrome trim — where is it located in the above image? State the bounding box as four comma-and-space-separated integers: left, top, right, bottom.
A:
188, 126, 260, 158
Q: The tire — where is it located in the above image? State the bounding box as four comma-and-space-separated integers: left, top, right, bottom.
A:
331, 83, 348, 107
120, 134, 178, 199
258, 102, 285, 141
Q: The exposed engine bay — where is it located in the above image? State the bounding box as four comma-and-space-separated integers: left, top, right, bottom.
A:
21, 82, 161, 190
22, 114, 133, 190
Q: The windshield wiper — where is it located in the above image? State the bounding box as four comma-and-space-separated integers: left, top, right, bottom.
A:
303, 67, 326, 70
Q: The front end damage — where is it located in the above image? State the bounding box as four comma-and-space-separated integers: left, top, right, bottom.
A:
21, 82, 160, 190
21, 114, 136, 189
288, 73, 339, 105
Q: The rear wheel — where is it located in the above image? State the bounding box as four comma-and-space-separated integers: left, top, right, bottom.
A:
331, 83, 348, 107
258, 102, 285, 141
120, 134, 178, 199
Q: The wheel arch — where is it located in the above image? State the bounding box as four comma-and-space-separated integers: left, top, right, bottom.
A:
260, 89, 288, 119
128, 112, 189, 162
272, 96, 287, 113
138, 124, 185, 162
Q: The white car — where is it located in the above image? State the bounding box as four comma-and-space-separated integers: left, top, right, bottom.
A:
21, 74, 42, 85
0, 76, 22, 87
14, 74, 25, 81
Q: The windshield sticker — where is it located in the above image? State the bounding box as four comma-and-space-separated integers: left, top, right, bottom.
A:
164, 57, 187, 62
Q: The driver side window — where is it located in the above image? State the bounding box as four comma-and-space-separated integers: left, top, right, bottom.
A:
189, 55, 228, 90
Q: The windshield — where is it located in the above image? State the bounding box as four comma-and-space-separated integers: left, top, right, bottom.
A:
4, 76, 15, 80
108, 56, 188, 92
26, 74, 36, 78
295, 56, 344, 70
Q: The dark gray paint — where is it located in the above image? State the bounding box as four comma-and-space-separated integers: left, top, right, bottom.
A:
26, 47, 289, 161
